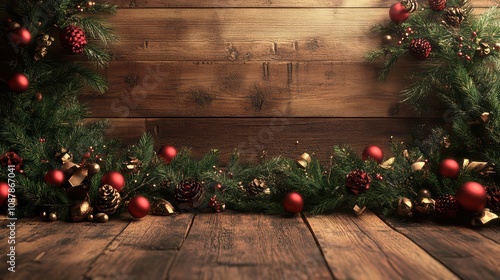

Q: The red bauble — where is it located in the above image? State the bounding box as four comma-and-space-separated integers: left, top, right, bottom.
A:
0, 182, 10, 207
44, 169, 66, 187
362, 145, 384, 164
283, 192, 304, 214
101, 171, 126, 192
159, 145, 177, 164
8, 73, 29, 93
389, 3, 410, 23
128, 196, 150, 218
10, 27, 31, 46
456, 181, 487, 213
439, 158, 460, 179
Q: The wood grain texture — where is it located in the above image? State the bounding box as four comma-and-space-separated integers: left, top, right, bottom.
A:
147, 117, 436, 162
107, 8, 384, 62
306, 211, 458, 280
0, 218, 130, 280
80, 61, 419, 118
83, 118, 146, 145
386, 219, 500, 280
85, 214, 194, 279
108, 0, 498, 8
98, 7, 492, 62
168, 212, 333, 280
474, 223, 500, 244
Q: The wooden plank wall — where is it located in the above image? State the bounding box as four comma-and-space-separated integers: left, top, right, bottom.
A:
79, 0, 495, 162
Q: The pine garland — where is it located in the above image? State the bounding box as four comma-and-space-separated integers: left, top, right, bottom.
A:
0, 1, 499, 226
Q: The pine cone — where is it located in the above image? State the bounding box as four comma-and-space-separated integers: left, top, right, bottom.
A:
486, 186, 500, 212
246, 178, 271, 196
435, 194, 458, 218
443, 6, 466, 27
409, 38, 432, 60
345, 170, 372, 196
60, 25, 88, 54
123, 156, 142, 175
429, 0, 447, 11
175, 179, 205, 209
401, 0, 418, 13
95, 184, 122, 215
475, 41, 491, 57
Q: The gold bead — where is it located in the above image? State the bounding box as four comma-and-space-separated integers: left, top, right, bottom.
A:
48, 213, 57, 222
87, 214, 94, 222
95, 213, 109, 223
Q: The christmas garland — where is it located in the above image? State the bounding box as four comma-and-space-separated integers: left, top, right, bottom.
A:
1, 1, 500, 227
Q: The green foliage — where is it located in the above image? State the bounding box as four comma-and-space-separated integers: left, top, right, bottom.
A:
1, 1, 499, 223
367, 2, 500, 174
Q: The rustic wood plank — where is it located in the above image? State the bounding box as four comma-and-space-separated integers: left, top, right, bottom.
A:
108, 0, 497, 8
147, 117, 436, 163
99, 7, 491, 62
80, 61, 418, 118
85, 214, 194, 279
0, 218, 130, 279
106, 8, 383, 63
83, 118, 146, 145
168, 212, 333, 280
471, 221, 500, 244
386, 219, 500, 280
306, 211, 458, 280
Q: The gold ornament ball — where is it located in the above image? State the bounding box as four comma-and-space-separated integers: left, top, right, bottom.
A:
40, 211, 47, 218
88, 162, 101, 175
48, 212, 57, 222
87, 214, 94, 222
383, 35, 392, 42
71, 200, 93, 222
418, 189, 431, 199
396, 197, 413, 218
95, 213, 109, 223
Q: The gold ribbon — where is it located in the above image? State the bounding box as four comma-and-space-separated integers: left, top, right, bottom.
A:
353, 204, 366, 216
471, 208, 499, 226
463, 159, 494, 175
296, 153, 312, 169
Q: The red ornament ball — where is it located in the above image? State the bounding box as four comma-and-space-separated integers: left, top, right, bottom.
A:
456, 181, 487, 213
8, 73, 29, 93
159, 145, 177, 164
128, 196, 150, 218
10, 27, 31, 46
439, 158, 460, 179
283, 192, 304, 214
389, 2, 410, 24
44, 169, 66, 187
101, 171, 126, 192
0, 182, 10, 207
362, 145, 384, 164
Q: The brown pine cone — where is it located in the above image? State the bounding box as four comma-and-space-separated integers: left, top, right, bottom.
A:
246, 178, 271, 196
345, 170, 372, 196
435, 194, 458, 218
95, 184, 122, 215
175, 179, 205, 209
443, 6, 466, 27
486, 186, 500, 212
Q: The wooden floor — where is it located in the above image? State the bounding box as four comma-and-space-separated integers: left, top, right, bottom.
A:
1, 211, 499, 280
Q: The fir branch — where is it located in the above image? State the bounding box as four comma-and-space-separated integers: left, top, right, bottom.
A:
71, 16, 118, 46
84, 44, 113, 68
